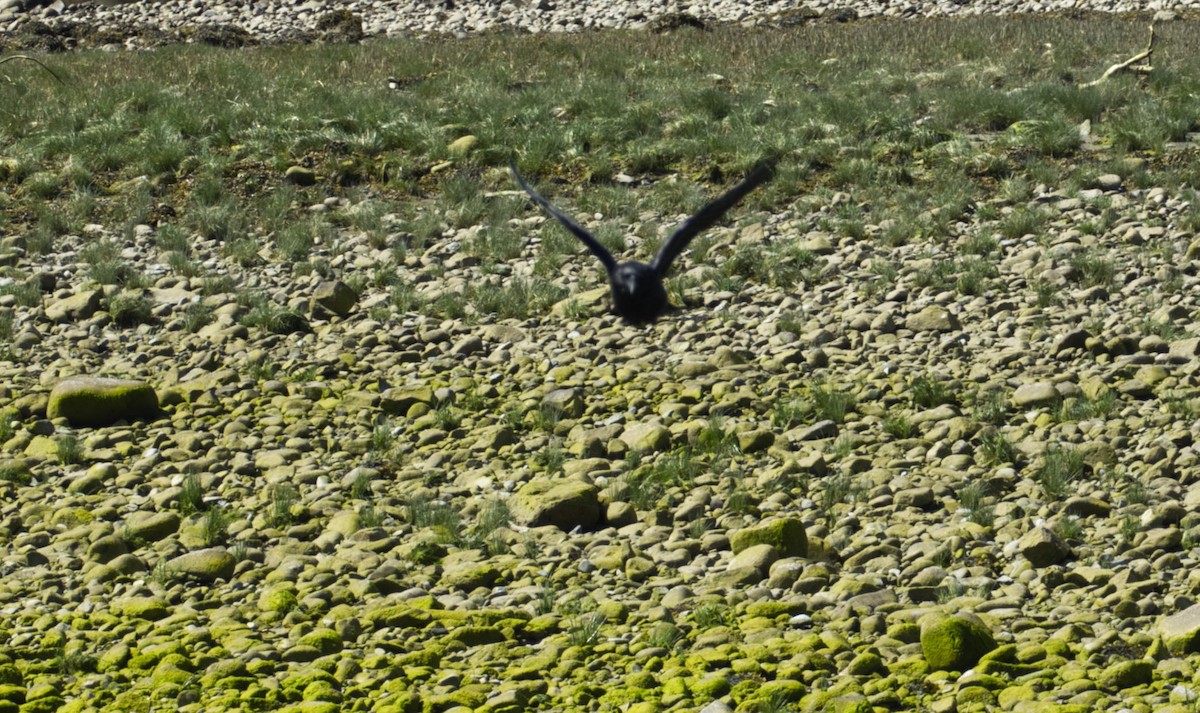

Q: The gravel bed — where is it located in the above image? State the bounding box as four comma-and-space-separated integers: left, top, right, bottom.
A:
4, 156, 1200, 711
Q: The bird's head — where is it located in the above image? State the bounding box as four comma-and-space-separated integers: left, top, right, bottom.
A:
613, 262, 657, 298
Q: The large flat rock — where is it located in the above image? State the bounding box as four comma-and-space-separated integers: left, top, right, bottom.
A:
47, 376, 159, 426
509, 478, 600, 532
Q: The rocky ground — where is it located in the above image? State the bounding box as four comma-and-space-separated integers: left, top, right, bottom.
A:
4, 3, 1200, 713
6, 144, 1200, 712
0, 0, 1198, 50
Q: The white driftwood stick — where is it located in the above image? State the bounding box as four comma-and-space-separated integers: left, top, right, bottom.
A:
1081, 25, 1155, 88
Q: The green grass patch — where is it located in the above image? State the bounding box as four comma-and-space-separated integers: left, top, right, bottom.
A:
0, 17, 1195, 284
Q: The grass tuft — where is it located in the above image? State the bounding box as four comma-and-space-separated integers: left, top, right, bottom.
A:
1037, 446, 1084, 500
106, 291, 155, 327
909, 375, 959, 409
239, 294, 308, 334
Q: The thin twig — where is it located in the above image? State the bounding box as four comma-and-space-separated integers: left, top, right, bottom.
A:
0, 54, 66, 85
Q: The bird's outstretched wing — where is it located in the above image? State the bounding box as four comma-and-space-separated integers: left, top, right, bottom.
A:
649, 159, 777, 277
510, 161, 618, 275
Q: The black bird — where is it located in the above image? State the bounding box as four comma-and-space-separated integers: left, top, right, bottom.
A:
511, 160, 776, 325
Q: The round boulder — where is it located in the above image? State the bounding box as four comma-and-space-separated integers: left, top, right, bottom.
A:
920, 611, 997, 671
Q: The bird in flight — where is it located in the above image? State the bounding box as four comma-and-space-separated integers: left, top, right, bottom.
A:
511, 159, 775, 324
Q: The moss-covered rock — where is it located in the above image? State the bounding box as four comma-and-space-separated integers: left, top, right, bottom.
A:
597, 686, 647, 708
0, 686, 23, 704
200, 659, 249, 688
0, 668, 21, 688
282, 669, 337, 698
18, 696, 65, 713
509, 478, 601, 531
476, 689, 528, 713
45, 289, 103, 323
846, 651, 885, 676
1097, 659, 1153, 690
167, 547, 236, 582
594, 601, 629, 624
730, 518, 807, 558
906, 304, 959, 332
885, 622, 921, 644
958, 672, 1007, 690
49, 507, 93, 528
692, 673, 731, 699
1017, 526, 1072, 567
258, 583, 299, 613
0, 459, 32, 484
757, 679, 804, 703
364, 606, 433, 630
619, 422, 672, 452
276, 702, 340, 713
997, 684, 1037, 708
955, 685, 996, 709
441, 562, 501, 590
427, 684, 488, 710
521, 614, 559, 639
301, 679, 342, 703
20, 437, 59, 460
128, 642, 187, 672
116, 597, 169, 621
625, 556, 656, 582
151, 662, 194, 689
325, 510, 362, 538
47, 376, 159, 426
445, 625, 506, 646
975, 659, 1041, 678
283, 166, 318, 186
797, 690, 871, 713
86, 534, 127, 563
919, 611, 996, 671
737, 429, 775, 453
123, 511, 180, 542
590, 542, 633, 571
744, 601, 806, 619
297, 628, 342, 656
380, 385, 434, 415
96, 643, 131, 673
1158, 603, 1200, 655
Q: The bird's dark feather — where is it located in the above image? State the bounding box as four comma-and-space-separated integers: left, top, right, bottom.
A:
509, 162, 617, 274
650, 159, 776, 277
